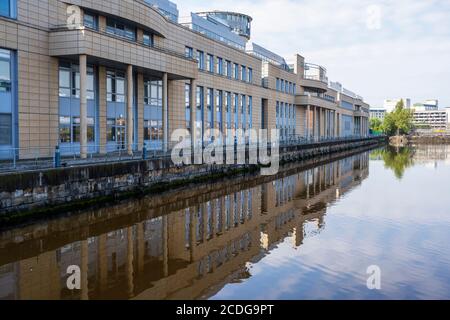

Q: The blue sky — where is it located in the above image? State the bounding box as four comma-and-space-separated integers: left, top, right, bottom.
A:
177, 0, 450, 109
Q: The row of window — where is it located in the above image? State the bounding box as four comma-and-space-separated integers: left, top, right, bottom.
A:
83, 12, 154, 47
186, 47, 253, 83
276, 78, 296, 95
276, 101, 296, 138
184, 85, 253, 138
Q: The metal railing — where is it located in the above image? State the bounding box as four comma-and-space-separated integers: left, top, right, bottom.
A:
0, 135, 382, 173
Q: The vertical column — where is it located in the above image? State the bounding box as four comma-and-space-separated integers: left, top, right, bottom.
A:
163, 215, 169, 277
137, 73, 145, 150
306, 105, 310, 140
211, 88, 216, 140
126, 65, 133, 155
162, 73, 169, 152
79, 54, 88, 159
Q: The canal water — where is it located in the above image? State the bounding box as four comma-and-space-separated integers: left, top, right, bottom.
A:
1, 144, 450, 300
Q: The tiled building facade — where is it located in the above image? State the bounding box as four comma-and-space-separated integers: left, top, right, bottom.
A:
0, 0, 370, 160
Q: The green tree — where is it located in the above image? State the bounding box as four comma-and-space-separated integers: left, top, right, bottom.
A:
370, 118, 383, 133
382, 100, 413, 136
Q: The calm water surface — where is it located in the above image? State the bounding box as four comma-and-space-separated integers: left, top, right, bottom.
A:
1, 144, 450, 300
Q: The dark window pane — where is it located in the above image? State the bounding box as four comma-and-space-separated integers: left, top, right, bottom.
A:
0, 113, 12, 145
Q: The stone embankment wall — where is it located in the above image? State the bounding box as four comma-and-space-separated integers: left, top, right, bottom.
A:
0, 137, 385, 216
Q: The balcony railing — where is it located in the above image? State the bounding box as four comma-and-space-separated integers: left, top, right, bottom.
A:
0, 136, 381, 173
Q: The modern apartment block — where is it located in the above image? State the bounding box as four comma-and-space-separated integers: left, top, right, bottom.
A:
370, 108, 387, 120
383, 98, 411, 113
0, 0, 370, 160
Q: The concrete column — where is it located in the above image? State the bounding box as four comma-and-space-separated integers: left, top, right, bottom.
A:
126, 65, 134, 155
162, 73, 169, 152
306, 105, 310, 140
79, 54, 88, 159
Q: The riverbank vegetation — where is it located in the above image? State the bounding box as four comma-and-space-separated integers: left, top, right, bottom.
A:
370, 100, 414, 137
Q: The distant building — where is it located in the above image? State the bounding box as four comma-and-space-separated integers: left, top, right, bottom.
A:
370, 108, 387, 120
144, 0, 179, 22
383, 98, 411, 113
412, 99, 439, 111
413, 110, 448, 129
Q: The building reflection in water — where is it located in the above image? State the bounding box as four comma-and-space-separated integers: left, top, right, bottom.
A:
0, 152, 370, 300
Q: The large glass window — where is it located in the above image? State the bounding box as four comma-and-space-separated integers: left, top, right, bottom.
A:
248, 68, 253, 83
196, 86, 204, 135
233, 93, 239, 130
226, 92, 231, 130
143, 31, 154, 47
241, 95, 246, 130
185, 83, 191, 133
0, 114, 12, 145
216, 90, 222, 131
144, 79, 163, 149
106, 18, 136, 41
58, 62, 96, 145
83, 11, 98, 30
107, 71, 125, 102
248, 96, 253, 129
206, 88, 213, 131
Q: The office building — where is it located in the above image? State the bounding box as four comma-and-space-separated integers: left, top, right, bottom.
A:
0, 0, 370, 160
370, 108, 386, 120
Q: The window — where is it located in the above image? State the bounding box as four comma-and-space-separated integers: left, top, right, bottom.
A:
58, 62, 96, 144
207, 54, 214, 73
0, 114, 12, 145
276, 78, 280, 91
196, 86, 204, 133
185, 46, 193, 59
226, 92, 231, 130
216, 90, 223, 131
206, 88, 213, 130
106, 18, 136, 41
217, 57, 223, 75
241, 66, 246, 82
225, 60, 232, 78
0, 48, 11, 92
197, 51, 204, 70
144, 80, 163, 149
233, 94, 239, 130
241, 95, 246, 130
234, 63, 239, 80
248, 96, 252, 129
281, 79, 284, 92
185, 84, 191, 132
83, 11, 97, 30
143, 32, 154, 47
107, 71, 125, 103
0, 0, 15, 18
248, 68, 253, 83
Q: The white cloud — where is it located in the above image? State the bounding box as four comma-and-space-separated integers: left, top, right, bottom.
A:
177, 0, 450, 108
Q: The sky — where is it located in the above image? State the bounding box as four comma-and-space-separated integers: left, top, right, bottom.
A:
176, 0, 450, 109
